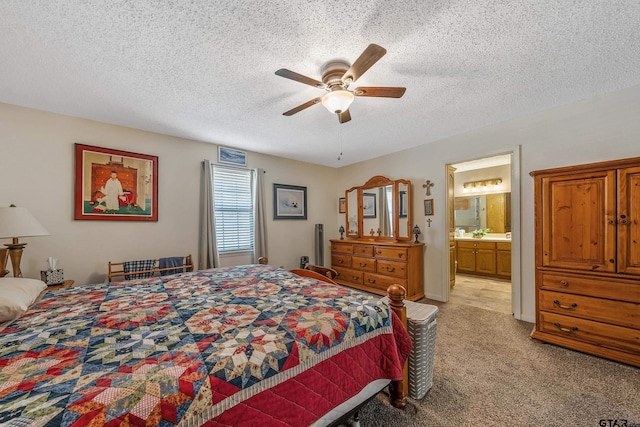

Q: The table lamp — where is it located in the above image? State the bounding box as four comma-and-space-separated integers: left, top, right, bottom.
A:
412, 224, 421, 243
0, 205, 50, 277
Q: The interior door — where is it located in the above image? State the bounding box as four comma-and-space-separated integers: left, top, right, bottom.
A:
448, 166, 456, 288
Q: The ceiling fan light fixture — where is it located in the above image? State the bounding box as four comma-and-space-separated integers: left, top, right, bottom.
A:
321, 90, 354, 114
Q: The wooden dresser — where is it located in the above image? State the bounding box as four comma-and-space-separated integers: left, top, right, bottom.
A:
330, 239, 424, 301
531, 157, 640, 367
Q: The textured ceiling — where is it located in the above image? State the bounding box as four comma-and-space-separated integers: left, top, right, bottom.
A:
1, 1, 639, 167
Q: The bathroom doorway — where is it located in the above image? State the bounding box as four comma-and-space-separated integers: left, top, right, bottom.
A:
446, 150, 521, 318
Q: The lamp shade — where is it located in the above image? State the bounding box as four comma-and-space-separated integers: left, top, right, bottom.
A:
321, 90, 355, 114
0, 206, 50, 239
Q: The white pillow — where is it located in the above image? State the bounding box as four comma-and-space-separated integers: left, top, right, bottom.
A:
0, 278, 47, 322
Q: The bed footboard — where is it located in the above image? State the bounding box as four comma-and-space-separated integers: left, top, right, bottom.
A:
387, 284, 408, 409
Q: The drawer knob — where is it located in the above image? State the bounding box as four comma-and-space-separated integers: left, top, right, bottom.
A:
359, 262, 367, 267
368, 279, 376, 284
352, 276, 359, 280
553, 322, 578, 333
553, 300, 577, 310
386, 266, 396, 272
607, 219, 615, 225
559, 280, 568, 286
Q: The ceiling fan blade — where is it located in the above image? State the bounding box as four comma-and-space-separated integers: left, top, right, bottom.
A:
342, 44, 387, 84
275, 69, 326, 89
353, 86, 406, 98
283, 98, 322, 116
338, 109, 351, 124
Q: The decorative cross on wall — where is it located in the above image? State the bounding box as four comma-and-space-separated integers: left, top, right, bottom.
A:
423, 180, 434, 196
426, 218, 433, 228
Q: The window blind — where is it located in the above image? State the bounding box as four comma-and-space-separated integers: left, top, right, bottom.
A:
213, 166, 254, 252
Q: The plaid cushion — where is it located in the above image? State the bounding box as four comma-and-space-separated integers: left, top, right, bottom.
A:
123, 259, 156, 280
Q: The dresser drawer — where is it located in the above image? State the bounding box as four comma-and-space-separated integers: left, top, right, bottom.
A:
334, 267, 363, 285
538, 311, 640, 353
331, 254, 351, 268
363, 272, 408, 291
352, 256, 376, 272
539, 290, 640, 329
539, 271, 640, 303
375, 247, 408, 260
376, 259, 407, 279
353, 245, 374, 256
331, 242, 353, 254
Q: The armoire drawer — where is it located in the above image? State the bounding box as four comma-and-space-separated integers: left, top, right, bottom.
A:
539, 271, 640, 303
331, 254, 351, 268
375, 247, 408, 260
333, 267, 363, 285
539, 290, 640, 329
352, 255, 376, 272
376, 259, 407, 278
538, 311, 640, 354
363, 272, 408, 292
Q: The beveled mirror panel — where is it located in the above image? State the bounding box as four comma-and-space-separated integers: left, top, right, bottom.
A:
346, 187, 359, 237
397, 180, 410, 239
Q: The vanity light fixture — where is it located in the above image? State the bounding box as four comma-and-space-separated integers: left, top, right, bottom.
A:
462, 178, 503, 193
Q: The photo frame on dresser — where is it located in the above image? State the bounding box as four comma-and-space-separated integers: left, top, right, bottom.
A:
74, 144, 158, 221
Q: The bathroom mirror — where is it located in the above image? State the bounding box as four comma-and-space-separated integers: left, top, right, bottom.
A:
454, 193, 511, 233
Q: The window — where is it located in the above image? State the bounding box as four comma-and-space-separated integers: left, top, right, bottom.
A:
212, 166, 254, 253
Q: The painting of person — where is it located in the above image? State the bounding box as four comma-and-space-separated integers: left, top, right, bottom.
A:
103, 171, 124, 211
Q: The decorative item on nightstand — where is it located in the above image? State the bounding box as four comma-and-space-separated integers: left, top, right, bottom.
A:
0, 205, 50, 277
412, 224, 421, 243
338, 225, 345, 240
40, 257, 64, 285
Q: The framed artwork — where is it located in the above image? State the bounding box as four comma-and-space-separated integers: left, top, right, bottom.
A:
274, 184, 307, 220
218, 146, 247, 166
339, 197, 346, 213
363, 193, 377, 218
424, 198, 434, 216
399, 191, 408, 218
75, 144, 158, 221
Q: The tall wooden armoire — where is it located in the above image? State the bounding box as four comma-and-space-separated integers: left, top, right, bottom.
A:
530, 157, 640, 367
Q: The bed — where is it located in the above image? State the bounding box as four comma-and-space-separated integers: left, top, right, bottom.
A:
0, 264, 411, 426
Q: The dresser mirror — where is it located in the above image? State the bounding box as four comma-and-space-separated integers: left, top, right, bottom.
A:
343, 175, 413, 241
346, 187, 359, 237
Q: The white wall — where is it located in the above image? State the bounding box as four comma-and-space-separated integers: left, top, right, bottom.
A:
0, 103, 339, 285
3, 83, 639, 322
337, 84, 640, 321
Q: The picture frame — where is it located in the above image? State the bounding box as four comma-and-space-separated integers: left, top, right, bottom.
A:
75, 144, 158, 221
339, 197, 346, 213
399, 191, 408, 218
218, 146, 247, 166
363, 193, 377, 218
424, 198, 434, 216
274, 184, 307, 220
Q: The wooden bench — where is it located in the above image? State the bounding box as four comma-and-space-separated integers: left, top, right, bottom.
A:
108, 255, 194, 281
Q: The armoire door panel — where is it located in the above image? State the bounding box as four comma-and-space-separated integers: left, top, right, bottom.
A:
541, 171, 616, 272
617, 166, 640, 275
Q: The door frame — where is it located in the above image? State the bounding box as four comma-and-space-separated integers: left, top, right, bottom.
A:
444, 146, 522, 320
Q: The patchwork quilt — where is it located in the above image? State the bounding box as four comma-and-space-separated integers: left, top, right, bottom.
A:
0, 265, 411, 426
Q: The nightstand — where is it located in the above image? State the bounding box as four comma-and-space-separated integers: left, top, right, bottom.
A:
46, 280, 74, 290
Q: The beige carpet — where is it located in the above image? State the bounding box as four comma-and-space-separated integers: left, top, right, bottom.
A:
357, 301, 640, 426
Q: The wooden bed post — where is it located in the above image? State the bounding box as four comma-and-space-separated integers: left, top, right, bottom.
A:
387, 284, 408, 409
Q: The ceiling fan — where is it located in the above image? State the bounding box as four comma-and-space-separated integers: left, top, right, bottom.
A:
275, 44, 406, 124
